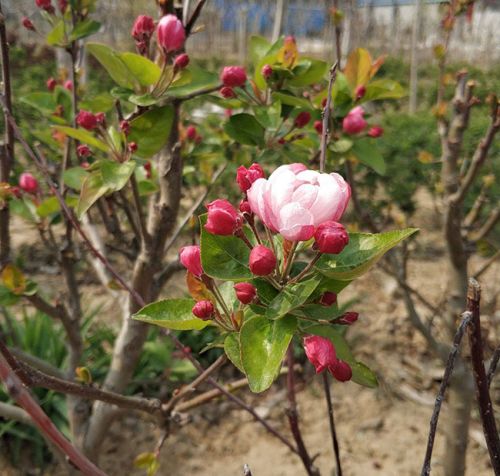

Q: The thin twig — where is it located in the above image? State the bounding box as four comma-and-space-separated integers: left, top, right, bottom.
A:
320, 63, 338, 173
130, 173, 150, 244
420, 311, 471, 476
487, 345, 500, 388
322, 372, 342, 476
474, 250, 500, 280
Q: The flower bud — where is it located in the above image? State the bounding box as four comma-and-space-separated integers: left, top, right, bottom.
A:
221, 66, 247, 88
58, 0, 68, 12
186, 125, 197, 141
304, 336, 337, 374
205, 199, 241, 236
95, 112, 106, 125
294, 111, 311, 128
63, 80, 73, 91
236, 163, 265, 192
220, 86, 236, 99
36, 0, 53, 11
262, 64, 273, 80
278, 138, 286, 145
337, 311, 359, 325
239, 199, 251, 215
179, 245, 203, 277
342, 106, 366, 135
157, 14, 185, 53
174, 53, 190, 70
249, 245, 276, 276
77, 144, 91, 158
19, 173, 38, 194
81, 162, 90, 169
192, 300, 214, 320
120, 120, 130, 136
320, 291, 337, 306
22, 17, 35, 31
234, 282, 257, 304
368, 126, 384, 138
128, 142, 138, 153
46, 77, 57, 92
314, 221, 349, 254
131, 15, 155, 41
330, 359, 352, 382
76, 110, 98, 130
313, 120, 323, 135
355, 85, 366, 100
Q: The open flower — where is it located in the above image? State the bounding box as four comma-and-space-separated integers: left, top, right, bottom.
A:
247, 164, 350, 241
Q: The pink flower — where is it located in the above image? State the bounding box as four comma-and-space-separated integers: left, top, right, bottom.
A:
205, 199, 241, 236
174, 53, 190, 70
157, 14, 185, 53
262, 64, 273, 80
46, 77, 57, 92
239, 199, 251, 215
314, 221, 349, 254
76, 110, 98, 130
368, 126, 384, 138
294, 111, 311, 128
320, 291, 337, 306
343, 106, 367, 135
63, 80, 73, 91
236, 163, 265, 192
192, 300, 214, 320
179, 245, 203, 277
304, 336, 337, 374
234, 282, 257, 304
131, 15, 155, 41
19, 173, 38, 194
249, 245, 276, 276
221, 66, 247, 88
22, 17, 35, 31
247, 164, 350, 242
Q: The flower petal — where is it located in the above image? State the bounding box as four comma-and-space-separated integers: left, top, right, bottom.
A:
278, 202, 315, 241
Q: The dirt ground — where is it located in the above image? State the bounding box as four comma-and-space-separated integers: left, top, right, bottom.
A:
1, 189, 499, 476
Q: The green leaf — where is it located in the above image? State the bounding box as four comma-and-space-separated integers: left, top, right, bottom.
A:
77, 170, 108, 218
36, 197, 60, 218
315, 229, 419, 280
364, 79, 406, 101
69, 19, 101, 41
47, 20, 66, 46
351, 138, 386, 175
224, 333, 244, 373
120, 52, 162, 87
128, 106, 174, 158
224, 113, 265, 147
200, 215, 252, 281
331, 138, 353, 154
100, 161, 136, 191
53, 126, 109, 152
132, 298, 209, 331
266, 275, 322, 320
63, 167, 88, 191
249, 35, 271, 64
20, 93, 56, 115
288, 58, 328, 87
166, 66, 219, 98
240, 315, 297, 392
271, 91, 311, 109
87, 42, 134, 89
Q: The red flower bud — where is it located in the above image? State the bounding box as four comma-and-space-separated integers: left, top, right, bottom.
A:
355, 84, 366, 100
174, 53, 190, 70
330, 359, 352, 382
321, 98, 327, 108
186, 125, 197, 141
192, 300, 214, 320
234, 282, 257, 304
22, 17, 35, 31
249, 245, 276, 276
337, 311, 359, 325
262, 64, 273, 80
128, 142, 138, 153
278, 138, 286, 145
179, 245, 203, 277
76, 110, 98, 130
77, 144, 91, 158
236, 163, 265, 192
294, 111, 311, 128
157, 14, 185, 53
63, 80, 73, 91
95, 112, 106, 125
19, 172, 38, 194
221, 66, 247, 88
239, 199, 251, 215
368, 126, 384, 138
314, 221, 349, 254
320, 291, 337, 306
304, 335, 337, 374
36, 0, 52, 9
81, 162, 90, 169
343, 106, 366, 135
131, 15, 155, 41
46, 77, 57, 92
313, 120, 323, 135
205, 199, 241, 236
220, 86, 236, 99
58, 0, 68, 12
120, 120, 130, 136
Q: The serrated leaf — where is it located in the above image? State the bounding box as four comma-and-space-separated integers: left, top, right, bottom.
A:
288, 58, 327, 87
87, 42, 134, 89
224, 333, 244, 373
100, 161, 136, 190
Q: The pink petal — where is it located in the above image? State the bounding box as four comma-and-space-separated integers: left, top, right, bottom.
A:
278, 203, 315, 241
291, 183, 318, 209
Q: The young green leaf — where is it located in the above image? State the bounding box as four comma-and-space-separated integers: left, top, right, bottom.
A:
87, 43, 134, 89
351, 138, 386, 175
224, 114, 266, 147
53, 126, 109, 152
120, 52, 162, 87
224, 333, 244, 373
69, 19, 101, 42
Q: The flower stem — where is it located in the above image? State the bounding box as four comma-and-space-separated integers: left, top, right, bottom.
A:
289, 252, 322, 284
322, 372, 342, 476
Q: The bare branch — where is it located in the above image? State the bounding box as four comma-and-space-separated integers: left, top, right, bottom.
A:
474, 250, 500, 280
487, 345, 500, 388
469, 206, 500, 243
320, 63, 338, 173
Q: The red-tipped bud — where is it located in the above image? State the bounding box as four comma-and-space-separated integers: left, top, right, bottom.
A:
46, 77, 57, 92
186, 125, 197, 140
355, 85, 366, 100
330, 359, 352, 382
321, 98, 327, 108
128, 142, 138, 153
368, 126, 384, 138
239, 199, 251, 215
95, 112, 106, 125
338, 311, 359, 325
221, 66, 247, 88
320, 292, 337, 306
304, 335, 337, 374
343, 106, 366, 135
22, 17, 35, 31
174, 53, 190, 70
314, 221, 349, 254
249, 245, 276, 276
236, 163, 265, 192
157, 14, 185, 53
131, 15, 155, 41
192, 300, 214, 320
220, 86, 236, 99
36, 0, 52, 10
179, 245, 203, 277
19, 173, 38, 194
205, 199, 241, 236
313, 120, 323, 135
119, 120, 130, 136
77, 144, 91, 158
262, 64, 273, 80
63, 80, 73, 91
58, 0, 68, 12
278, 138, 286, 145
294, 111, 311, 128
143, 161, 151, 178
234, 282, 257, 304
76, 110, 98, 130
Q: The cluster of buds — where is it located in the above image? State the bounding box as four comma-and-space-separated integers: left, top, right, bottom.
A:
46, 77, 73, 92
131, 15, 155, 56
219, 66, 247, 99
304, 336, 352, 382
342, 106, 384, 138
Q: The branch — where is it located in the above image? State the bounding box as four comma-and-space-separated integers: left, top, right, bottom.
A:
463, 186, 487, 229
487, 345, 500, 388
473, 250, 500, 280
185, 0, 207, 37
469, 206, 500, 243
322, 372, 342, 476
466, 278, 500, 474
9, 347, 65, 379
319, 63, 338, 173
420, 311, 471, 476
